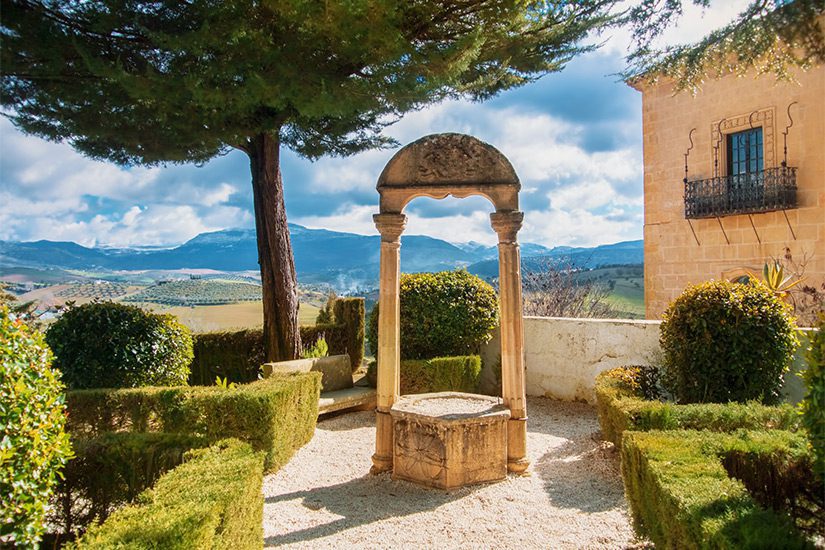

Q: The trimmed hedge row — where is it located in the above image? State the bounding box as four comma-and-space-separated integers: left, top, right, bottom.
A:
365, 355, 483, 395
400, 356, 482, 394
594, 367, 799, 446
51, 432, 204, 537
66, 373, 321, 471
189, 297, 365, 384
69, 439, 264, 550
621, 429, 814, 549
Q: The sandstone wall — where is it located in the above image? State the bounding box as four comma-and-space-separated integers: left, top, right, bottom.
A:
634, 66, 825, 319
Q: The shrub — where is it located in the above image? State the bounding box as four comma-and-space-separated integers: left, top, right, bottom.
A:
400, 356, 482, 394
301, 335, 329, 359
801, 315, 824, 481
723, 446, 824, 538
65, 372, 321, 471
367, 270, 498, 360
0, 306, 72, 548
189, 328, 264, 385
660, 280, 798, 404
594, 367, 799, 447
69, 439, 264, 550
46, 301, 193, 389
622, 429, 813, 549
190, 297, 365, 383
50, 432, 204, 539
334, 297, 365, 370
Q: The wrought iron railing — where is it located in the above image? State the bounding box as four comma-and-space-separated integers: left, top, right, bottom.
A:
684, 167, 797, 219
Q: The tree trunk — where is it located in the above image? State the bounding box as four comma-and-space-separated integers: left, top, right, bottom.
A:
248, 132, 301, 362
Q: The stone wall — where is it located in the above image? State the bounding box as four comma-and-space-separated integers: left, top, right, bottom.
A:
480, 317, 812, 404
632, 65, 825, 319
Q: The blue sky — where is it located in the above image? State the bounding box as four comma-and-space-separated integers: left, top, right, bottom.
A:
0, 2, 746, 249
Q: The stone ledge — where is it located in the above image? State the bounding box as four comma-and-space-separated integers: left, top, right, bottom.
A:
319, 386, 376, 415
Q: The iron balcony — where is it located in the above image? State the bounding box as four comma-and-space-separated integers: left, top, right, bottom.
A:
684, 166, 797, 219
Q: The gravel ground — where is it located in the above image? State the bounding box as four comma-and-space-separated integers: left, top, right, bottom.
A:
262, 397, 646, 549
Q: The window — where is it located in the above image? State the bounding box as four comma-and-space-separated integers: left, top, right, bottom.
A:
727, 128, 763, 176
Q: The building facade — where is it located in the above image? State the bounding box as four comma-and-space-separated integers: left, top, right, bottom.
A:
632, 65, 824, 322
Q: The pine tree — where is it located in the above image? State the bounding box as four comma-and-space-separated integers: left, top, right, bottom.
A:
623, 0, 825, 91
1, 1, 614, 360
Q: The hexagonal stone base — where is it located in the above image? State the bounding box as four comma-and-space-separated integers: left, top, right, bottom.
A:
389, 392, 510, 490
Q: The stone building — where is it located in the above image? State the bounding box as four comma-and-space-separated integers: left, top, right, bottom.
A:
630, 65, 824, 321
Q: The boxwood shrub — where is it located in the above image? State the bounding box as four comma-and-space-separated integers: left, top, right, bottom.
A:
801, 315, 824, 481
594, 367, 799, 447
622, 429, 815, 549
399, 356, 482, 394
659, 280, 798, 404
69, 439, 263, 550
46, 301, 193, 389
367, 270, 498, 360
0, 306, 72, 548
65, 372, 321, 471
50, 432, 204, 539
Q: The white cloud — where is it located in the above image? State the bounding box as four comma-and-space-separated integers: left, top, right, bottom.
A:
200, 182, 237, 207
293, 204, 378, 236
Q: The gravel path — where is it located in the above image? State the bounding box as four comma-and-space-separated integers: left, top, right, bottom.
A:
262, 397, 644, 549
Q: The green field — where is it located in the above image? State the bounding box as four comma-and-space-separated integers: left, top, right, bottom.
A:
124, 279, 263, 306
577, 265, 645, 319
137, 301, 320, 332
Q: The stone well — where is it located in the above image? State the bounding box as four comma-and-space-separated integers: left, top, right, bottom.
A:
389, 392, 510, 490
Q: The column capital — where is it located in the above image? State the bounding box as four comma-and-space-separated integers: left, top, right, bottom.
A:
374, 213, 407, 243
490, 210, 524, 243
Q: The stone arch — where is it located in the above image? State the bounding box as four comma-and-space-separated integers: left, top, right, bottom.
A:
371, 133, 529, 479
377, 133, 520, 214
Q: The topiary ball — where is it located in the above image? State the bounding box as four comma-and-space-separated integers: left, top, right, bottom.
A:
660, 280, 798, 404
367, 270, 498, 360
1, 306, 72, 547
46, 301, 193, 389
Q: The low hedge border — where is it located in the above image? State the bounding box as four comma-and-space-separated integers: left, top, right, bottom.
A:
622, 429, 815, 549
50, 432, 205, 538
365, 355, 483, 394
595, 367, 799, 446
400, 356, 482, 394
66, 373, 321, 471
189, 297, 365, 384
69, 439, 264, 550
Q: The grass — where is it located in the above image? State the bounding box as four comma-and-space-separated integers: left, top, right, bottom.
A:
134, 301, 320, 332
574, 265, 645, 318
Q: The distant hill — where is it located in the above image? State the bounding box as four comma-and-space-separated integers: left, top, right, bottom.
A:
0, 225, 643, 289
466, 240, 645, 279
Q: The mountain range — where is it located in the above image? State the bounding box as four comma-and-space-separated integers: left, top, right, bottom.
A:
0, 225, 642, 289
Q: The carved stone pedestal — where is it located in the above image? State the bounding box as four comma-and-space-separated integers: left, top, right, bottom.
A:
389, 392, 510, 490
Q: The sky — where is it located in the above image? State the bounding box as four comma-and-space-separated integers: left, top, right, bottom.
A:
0, 2, 748, 249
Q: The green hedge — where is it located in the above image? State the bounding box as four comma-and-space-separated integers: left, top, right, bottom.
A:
622, 429, 814, 549
66, 373, 321, 471
595, 367, 799, 447
365, 355, 483, 394
51, 432, 204, 538
69, 439, 263, 550
189, 297, 365, 384
399, 356, 482, 394
801, 318, 824, 481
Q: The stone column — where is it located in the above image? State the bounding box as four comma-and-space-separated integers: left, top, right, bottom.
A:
490, 210, 529, 474
371, 212, 407, 474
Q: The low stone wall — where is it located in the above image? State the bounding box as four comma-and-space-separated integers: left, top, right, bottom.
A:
480, 316, 812, 405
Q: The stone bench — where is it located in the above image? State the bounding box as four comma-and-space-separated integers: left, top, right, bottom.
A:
262, 354, 353, 392
262, 354, 376, 415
